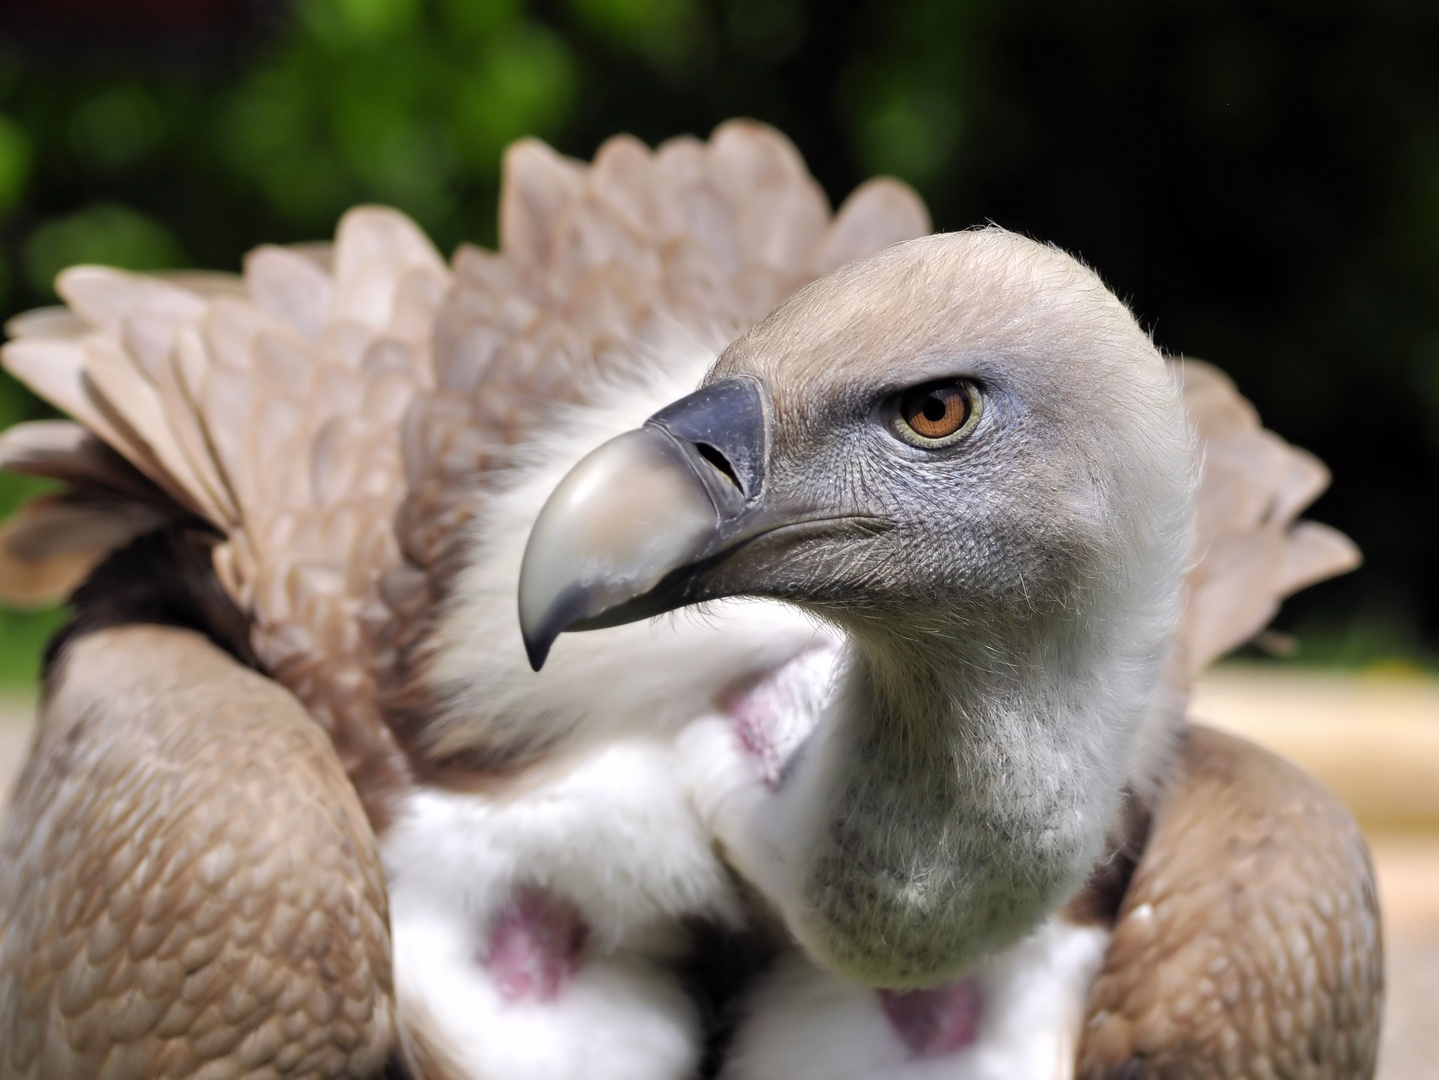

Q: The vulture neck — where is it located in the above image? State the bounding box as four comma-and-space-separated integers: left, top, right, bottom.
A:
778, 598, 1169, 987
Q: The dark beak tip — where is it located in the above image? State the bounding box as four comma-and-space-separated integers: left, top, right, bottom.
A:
521, 592, 582, 672
524, 636, 551, 672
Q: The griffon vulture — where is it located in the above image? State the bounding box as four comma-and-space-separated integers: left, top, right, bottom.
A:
0, 122, 1377, 1080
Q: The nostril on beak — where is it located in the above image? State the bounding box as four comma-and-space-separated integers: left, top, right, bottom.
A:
695, 442, 744, 495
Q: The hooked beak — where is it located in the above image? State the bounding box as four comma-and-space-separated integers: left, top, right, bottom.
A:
518, 377, 779, 670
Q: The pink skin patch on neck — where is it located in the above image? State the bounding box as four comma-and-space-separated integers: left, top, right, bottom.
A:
879, 980, 985, 1058
722, 645, 840, 788
483, 886, 589, 1003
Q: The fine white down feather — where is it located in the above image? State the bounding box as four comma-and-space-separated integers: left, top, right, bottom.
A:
384, 740, 736, 1080
722, 920, 1110, 1080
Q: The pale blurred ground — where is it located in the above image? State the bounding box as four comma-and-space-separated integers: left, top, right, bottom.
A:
2, 667, 1437, 1075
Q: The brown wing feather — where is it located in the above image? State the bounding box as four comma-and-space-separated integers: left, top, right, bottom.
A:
0, 423, 180, 606
0, 624, 395, 1079
1076, 724, 1382, 1079
1, 209, 447, 826
0, 421, 162, 502
0, 496, 177, 608
1175, 360, 1359, 678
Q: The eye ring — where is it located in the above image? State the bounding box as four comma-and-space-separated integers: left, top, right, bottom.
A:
889, 379, 982, 448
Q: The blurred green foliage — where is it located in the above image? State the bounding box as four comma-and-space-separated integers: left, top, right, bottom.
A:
0, 112, 29, 216
1, 0, 1438, 683
221, 0, 574, 231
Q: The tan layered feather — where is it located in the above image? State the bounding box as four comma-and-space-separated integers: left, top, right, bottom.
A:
1176, 359, 1359, 677
1078, 725, 1382, 1079
0, 421, 178, 607
2, 207, 451, 823
0, 625, 394, 1080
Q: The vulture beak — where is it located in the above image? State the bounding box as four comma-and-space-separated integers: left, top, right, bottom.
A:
519, 377, 783, 670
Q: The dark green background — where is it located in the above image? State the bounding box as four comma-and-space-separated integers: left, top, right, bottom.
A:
3, 0, 1437, 684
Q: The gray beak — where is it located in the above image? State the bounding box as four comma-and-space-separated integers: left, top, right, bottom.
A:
518, 377, 773, 670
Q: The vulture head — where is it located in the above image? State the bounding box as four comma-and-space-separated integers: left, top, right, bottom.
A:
520, 228, 1194, 985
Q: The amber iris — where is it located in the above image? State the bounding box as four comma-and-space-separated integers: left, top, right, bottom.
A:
899, 383, 973, 441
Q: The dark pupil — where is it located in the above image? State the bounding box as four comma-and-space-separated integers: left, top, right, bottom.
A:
921, 395, 948, 422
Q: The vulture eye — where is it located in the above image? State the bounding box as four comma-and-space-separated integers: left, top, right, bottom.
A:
891, 380, 982, 447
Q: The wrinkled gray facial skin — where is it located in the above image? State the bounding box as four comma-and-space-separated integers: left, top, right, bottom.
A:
521, 229, 1194, 986
701, 356, 1100, 631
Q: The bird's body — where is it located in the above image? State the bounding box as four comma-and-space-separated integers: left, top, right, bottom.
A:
0, 122, 1379, 1080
